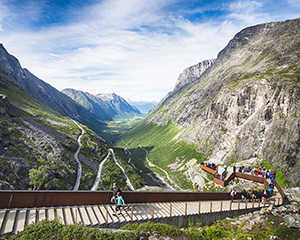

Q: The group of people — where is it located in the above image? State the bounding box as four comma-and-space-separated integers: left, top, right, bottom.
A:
233, 165, 276, 180
111, 182, 125, 215
201, 161, 219, 171
240, 187, 273, 202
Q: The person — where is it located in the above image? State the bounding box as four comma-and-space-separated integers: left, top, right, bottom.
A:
247, 189, 253, 200
262, 189, 269, 199
115, 191, 125, 215
252, 189, 258, 200
111, 182, 121, 206
268, 187, 273, 197
257, 190, 262, 200
228, 187, 236, 201
241, 189, 247, 202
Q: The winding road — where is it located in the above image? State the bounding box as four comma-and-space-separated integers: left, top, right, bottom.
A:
72, 120, 84, 191
138, 146, 182, 191
91, 149, 111, 191
91, 148, 135, 191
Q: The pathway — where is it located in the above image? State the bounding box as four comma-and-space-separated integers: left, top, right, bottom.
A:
0, 197, 282, 236
72, 120, 84, 191
91, 149, 111, 191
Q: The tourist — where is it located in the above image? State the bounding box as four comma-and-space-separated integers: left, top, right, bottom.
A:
241, 189, 247, 202
247, 190, 253, 200
111, 182, 121, 206
114, 191, 125, 215
252, 189, 258, 200
228, 187, 236, 201
262, 189, 269, 199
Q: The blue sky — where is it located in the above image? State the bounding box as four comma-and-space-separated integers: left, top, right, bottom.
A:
1, 0, 300, 101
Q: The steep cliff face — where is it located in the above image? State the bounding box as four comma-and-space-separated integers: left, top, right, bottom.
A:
149, 59, 215, 114
173, 59, 216, 94
147, 18, 300, 186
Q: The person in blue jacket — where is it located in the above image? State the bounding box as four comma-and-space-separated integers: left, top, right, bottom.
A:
115, 191, 125, 215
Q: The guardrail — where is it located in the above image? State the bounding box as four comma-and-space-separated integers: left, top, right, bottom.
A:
0, 190, 242, 209
200, 164, 284, 202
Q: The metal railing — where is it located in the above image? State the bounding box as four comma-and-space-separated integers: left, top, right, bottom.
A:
200, 164, 285, 202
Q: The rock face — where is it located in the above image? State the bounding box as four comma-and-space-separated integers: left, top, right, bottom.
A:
0, 94, 19, 118
147, 18, 300, 187
173, 59, 216, 94
149, 59, 215, 115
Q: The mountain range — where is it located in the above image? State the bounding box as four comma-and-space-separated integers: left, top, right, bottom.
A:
0, 43, 143, 136
1, 18, 300, 191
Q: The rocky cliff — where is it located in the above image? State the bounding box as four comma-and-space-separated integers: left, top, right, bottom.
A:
149, 59, 215, 114
147, 18, 300, 187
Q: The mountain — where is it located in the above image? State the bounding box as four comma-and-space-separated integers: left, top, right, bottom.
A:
127, 100, 158, 113
0, 44, 107, 135
62, 89, 143, 118
0, 63, 108, 190
149, 59, 215, 114
118, 18, 300, 188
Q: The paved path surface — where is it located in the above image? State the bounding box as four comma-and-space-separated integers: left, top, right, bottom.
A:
72, 120, 84, 191
0, 197, 282, 236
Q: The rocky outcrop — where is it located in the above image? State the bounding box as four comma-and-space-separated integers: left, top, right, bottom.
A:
0, 94, 19, 118
173, 59, 215, 94
147, 18, 300, 187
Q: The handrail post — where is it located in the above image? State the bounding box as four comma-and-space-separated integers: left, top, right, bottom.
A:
252, 199, 254, 210
229, 200, 232, 213
198, 202, 201, 217
220, 201, 222, 214
238, 200, 240, 212
264, 199, 266, 208
185, 202, 187, 218
245, 200, 247, 212
131, 205, 133, 224
75, 208, 77, 223
210, 201, 212, 215
258, 199, 260, 209
277, 198, 280, 206
152, 204, 154, 222
106, 205, 108, 228
170, 203, 172, 221
273, 198, 276, 206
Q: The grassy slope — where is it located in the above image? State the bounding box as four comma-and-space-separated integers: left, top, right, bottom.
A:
113, 119, 206, 190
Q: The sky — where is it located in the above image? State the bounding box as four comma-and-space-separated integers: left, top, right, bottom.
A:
0, 0, 300, 101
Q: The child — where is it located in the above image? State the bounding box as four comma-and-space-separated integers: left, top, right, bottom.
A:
115, 191, 125, 215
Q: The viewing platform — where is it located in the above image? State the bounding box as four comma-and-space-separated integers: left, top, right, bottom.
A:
0, 165, 285, 236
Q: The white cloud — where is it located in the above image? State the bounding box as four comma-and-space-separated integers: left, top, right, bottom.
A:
1, 0, 300, 101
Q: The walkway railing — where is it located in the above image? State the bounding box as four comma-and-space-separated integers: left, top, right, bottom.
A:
200, 164, 284, 202
0, 190, 240, 209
